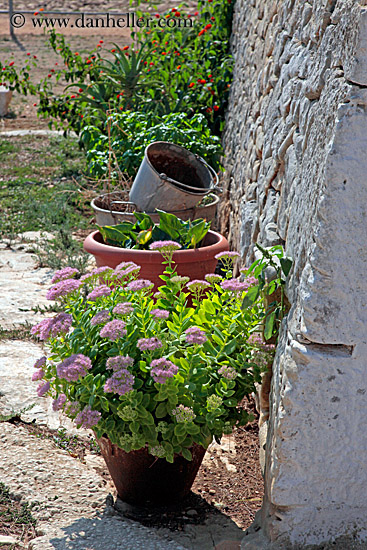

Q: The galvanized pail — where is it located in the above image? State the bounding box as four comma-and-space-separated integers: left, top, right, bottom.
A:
129, 141, 218, 212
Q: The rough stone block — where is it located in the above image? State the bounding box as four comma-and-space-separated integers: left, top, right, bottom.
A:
0, 88, 12, 117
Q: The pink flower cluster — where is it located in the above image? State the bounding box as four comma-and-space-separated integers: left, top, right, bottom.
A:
186, 280, 211, 293
75, 405, 101, 429
218, 365, 238, 380
87, 284, 111, 301
52, 393, 67, 411
214, 251, 240, 261
113, 302, 134, 315
106, 355, 134, 371
31, 313, 73, 341
100, 320, 127, 341
90, 310, 110, 326
33, 356, 46, 369
32, 368, 45, 381
127, 279, 154, 292
46, 278, 81, 300
150, 358, 178, 383
37, 381, 50, 397
149, 240, 181, 252
150, 308, 169, 320
220, 278, 249, 293
51, 267, 79, 284
137, 337, 163, 351
104, 368, 135, 395
114, 261, 140, 279
185, 326, 207, 345
56, 354, 92, 381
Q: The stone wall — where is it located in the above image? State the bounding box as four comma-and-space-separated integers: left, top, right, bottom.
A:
220, 0, 367, 547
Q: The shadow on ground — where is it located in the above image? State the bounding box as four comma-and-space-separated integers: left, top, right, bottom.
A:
49, 492, 244, 550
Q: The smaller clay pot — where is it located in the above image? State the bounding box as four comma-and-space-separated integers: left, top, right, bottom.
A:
97, 438, 206, 505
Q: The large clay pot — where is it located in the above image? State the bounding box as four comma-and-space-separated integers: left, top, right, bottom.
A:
83, 229, 229, 290
97, 437, 206, 505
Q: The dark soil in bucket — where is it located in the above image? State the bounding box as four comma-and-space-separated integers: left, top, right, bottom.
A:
149, 151, 205, 190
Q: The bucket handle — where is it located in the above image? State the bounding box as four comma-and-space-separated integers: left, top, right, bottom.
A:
159, 156, 222, 194
194, 154, 223, 193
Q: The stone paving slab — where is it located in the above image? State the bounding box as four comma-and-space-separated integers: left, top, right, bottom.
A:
0, 236, 54, 330
0, 422, 186, 550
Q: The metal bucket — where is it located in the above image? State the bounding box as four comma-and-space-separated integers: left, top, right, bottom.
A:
129, 141, 218, 212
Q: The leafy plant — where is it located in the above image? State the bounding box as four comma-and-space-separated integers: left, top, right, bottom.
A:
81, 111, 223, 178
98, 210, 211, 250
31, 246, 278, 463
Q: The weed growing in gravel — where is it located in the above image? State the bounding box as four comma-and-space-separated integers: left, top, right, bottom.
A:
33, 229, 90, 272
0, 483, 37, 547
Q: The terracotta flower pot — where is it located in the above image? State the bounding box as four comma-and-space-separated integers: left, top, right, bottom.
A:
83, 229, 229, 289
97, 437, 206, 505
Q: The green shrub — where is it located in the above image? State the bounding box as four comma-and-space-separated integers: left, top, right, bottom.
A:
81, 111, 223, 178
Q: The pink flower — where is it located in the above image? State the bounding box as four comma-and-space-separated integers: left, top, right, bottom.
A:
100, 320, 127, 341
90, 310, 110, 326
46, 279, 80, 300
33, 356, 46, 369
221, 278, 253, 293
218, 365, 238, 380
113, 302, 134, 315
56, 354, 92, 381
185, 326, 207, 345
214, 251, 240, 261
106, 355, 134, 371
150, 358, 178, 383
51, 267, 79, 284
137, 337, 163, 351
32, 368, 45, 381
87, 285, 111, 301
186, 280, 211, 292
75, 406, 101, 429
52, 394, 67, 411
37, 381, 50, 397
149, 241, 181, 252
150, 309, 169, 320
104, 369, 135, 395
127, 279, 154, 292
31, 313, 73, 340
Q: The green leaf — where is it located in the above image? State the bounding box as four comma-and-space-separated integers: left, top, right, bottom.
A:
136, 229, 152, 245
174, 423, 186, 437
242, 285, 260, 309
181, 448, 192, 461
186, 423, 200, 435
222, 338, 237, 355
264, 311, 276, 340
155, 402, 167, 418
202, 299, 216, 314
280, 257, 292, 277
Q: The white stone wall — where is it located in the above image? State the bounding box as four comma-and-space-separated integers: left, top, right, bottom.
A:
221, 0, 367, 547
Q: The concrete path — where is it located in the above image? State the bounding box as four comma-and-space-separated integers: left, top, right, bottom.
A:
0, 233, 244, 550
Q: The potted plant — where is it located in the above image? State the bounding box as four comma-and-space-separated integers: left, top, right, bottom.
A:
31, 244, 282, 505
83, 210, 229, 289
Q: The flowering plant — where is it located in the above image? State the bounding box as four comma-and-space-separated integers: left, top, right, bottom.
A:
31, 243, 284, 463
